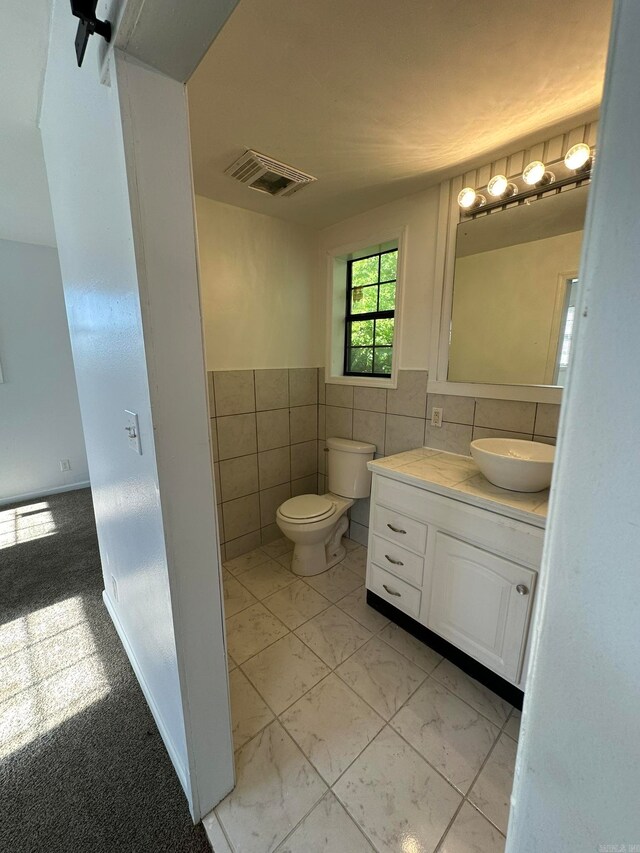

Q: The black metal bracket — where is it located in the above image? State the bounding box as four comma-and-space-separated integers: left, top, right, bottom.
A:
70, 1, 112, 67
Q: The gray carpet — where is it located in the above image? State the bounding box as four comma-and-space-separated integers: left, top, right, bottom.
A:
0, 488, 211, 852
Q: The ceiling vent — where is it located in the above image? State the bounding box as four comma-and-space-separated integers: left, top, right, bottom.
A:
225, 150, 316, 198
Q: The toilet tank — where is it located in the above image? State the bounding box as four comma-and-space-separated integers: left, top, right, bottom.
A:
326, 436, 376, 499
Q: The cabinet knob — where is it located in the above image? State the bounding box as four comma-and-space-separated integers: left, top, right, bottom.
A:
516, 584, 529, 596
387, 523, 406, 534
383, 584, 401, 597
385, 554, 404, 566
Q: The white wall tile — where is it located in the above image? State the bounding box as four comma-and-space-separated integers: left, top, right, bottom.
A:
534, 403, 560, 437
289, 368, 318, 406
259, 482, 291, 528
326, 406, 353, 440
474, 399, 536, 433
427, 394, 475, 426
424, 421, 473, 455
386, 370, 428, 418
258, 447, 290, 489
291, 440, 317, 479
219, 454, 259, 501
353, 409, 385, 452
353, 386, 387, 413
256, 409, 290, 451
214, 370, 255, 416
384, 414, 425, 456
290, 405, 318, 444
326, 383, 354, 408
217, 413, 258, 460
255, 369, 289, 411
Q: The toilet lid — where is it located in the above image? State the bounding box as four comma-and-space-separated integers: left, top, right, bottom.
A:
279, 494, 335, 522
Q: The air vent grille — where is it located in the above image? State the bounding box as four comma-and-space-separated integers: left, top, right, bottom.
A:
225, 149, 316, 198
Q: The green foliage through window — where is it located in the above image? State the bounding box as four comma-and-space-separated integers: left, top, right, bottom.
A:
345, 249, 397, 377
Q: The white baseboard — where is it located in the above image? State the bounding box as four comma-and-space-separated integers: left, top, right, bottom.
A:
102, 590, 191, 804
0, 480, 91, 507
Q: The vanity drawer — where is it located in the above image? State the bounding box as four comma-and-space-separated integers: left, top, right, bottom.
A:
369, 564, 421, 619
371, 534, 424, 587
376, 476, 432, 521
372, 504, 428, 554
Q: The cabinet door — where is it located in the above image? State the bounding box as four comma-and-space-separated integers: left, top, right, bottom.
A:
428, 533, 536, 683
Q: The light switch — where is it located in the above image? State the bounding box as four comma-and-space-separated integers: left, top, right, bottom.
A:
124, 410, 142, 454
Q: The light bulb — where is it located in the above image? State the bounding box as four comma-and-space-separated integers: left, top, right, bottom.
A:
523, 161, 546, 185
488, 175, 508, 197
564, 143, 591, 171
487, 175, 518, 199
458, 187, 478, 209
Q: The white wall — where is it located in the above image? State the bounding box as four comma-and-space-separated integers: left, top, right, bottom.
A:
506, 1, 640, 848
40, 0, 233, 819
318, 186, 440, 371
195, 195, 320, 369
0, 1, 57, 248
0, 238, 89, 503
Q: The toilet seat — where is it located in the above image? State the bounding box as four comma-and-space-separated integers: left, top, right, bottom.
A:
278, 494, 336, 524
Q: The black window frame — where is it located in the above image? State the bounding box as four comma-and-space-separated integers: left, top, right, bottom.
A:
343, 248, 397, 378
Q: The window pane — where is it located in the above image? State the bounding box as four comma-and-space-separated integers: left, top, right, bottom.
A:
380, 250, 398, 282
375, 317, 394, 346
349, 347, 373, 373
351, 256, 379, 286
374, 347, 392, 374
351, 285, 379, 314
378, 282, 396, 310
350, 319, 374, 347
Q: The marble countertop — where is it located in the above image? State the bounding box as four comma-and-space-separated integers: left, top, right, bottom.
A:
368, 447, 548, 528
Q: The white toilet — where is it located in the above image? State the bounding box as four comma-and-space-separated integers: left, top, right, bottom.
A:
276, 437, 376, 576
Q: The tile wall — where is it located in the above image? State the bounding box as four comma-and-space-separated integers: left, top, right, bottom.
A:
319, 369, 560, 547
209, 367, 560, 559
207, 368, 319, 561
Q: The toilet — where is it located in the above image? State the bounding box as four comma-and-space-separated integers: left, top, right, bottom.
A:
276, 437, 376, 576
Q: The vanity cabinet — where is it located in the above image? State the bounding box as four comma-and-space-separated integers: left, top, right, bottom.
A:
366, 470, 544, 688
428, 533, 536, 682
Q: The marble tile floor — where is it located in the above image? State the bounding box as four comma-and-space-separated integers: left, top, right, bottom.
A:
208, 537, 519, 853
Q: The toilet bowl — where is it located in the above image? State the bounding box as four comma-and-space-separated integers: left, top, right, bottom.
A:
276, 437, 376, 576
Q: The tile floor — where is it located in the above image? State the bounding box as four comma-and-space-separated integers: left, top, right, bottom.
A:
207, 538, 518, 853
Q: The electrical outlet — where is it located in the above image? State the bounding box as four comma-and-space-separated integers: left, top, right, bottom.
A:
431, 407, 444, 428
59, 459, 71, 472
111, 575, 119, 602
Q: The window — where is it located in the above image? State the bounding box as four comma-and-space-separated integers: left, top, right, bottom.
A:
554, 277, 579, 386
344, 248, 398, 377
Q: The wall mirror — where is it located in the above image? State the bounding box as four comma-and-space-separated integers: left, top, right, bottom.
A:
447, 184, 588, 388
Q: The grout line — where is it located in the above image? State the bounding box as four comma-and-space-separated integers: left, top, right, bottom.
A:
269, 788, 329, 851
212, 803, 237, 853
225, 553, 510, 725
427, 666, 512, 730
223, 552, 515, 850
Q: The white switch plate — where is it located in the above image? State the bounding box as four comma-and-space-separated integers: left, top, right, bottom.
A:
125, 410, 142, 454
59, 459, 71, 472
431, 407, 443, 428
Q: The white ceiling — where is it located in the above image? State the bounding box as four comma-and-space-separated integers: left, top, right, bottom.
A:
188, 0, 612, 229
0, 0, 55, 246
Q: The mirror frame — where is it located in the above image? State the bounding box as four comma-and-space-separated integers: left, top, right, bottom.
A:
428, 176, 564, 403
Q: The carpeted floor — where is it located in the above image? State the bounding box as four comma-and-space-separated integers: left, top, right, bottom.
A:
0, 488, 211, 852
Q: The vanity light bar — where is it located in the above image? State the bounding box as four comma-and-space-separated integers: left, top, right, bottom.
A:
458, 144, 595, 213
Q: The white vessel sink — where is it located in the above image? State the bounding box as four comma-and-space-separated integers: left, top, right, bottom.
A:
471, 438, 555, 492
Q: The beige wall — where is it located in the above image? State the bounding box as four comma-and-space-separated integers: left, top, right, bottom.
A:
318, 186, 440, 371
195, 196, 321, 370
449, 231, 583, 385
